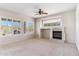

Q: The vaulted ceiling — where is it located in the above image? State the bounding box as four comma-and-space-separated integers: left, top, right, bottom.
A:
0, 3, 76, 18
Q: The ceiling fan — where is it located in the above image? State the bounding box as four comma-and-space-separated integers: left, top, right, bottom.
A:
34, 9, 48, 15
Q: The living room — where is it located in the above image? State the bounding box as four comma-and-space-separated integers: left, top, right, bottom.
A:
0, 3, 78, 56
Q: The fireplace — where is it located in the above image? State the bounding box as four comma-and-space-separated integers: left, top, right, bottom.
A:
53, 31, 62, 40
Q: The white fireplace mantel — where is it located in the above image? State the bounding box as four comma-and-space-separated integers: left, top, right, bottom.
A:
40, 26, 65, 42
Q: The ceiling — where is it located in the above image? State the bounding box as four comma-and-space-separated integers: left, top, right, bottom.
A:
0, 3, 76, 18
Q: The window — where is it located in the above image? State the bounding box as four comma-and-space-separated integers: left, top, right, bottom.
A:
27, 21, 33, 32
0, 17, 34, 36
0, 18, 21, 35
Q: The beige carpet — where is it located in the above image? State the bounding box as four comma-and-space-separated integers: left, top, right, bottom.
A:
0, 39, 78, 56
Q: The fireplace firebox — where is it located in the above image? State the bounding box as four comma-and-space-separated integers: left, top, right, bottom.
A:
53, 31, 62, 40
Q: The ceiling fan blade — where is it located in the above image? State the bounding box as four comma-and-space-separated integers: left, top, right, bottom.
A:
34, 14, 39, 15
42, 12, 48, 14
33, 12, 38, 13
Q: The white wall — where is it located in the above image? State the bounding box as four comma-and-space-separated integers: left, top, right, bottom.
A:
76, 4, 79, 51
62, 10, 76, 43
0, 9, 34, 45
35, 9, 76, 43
